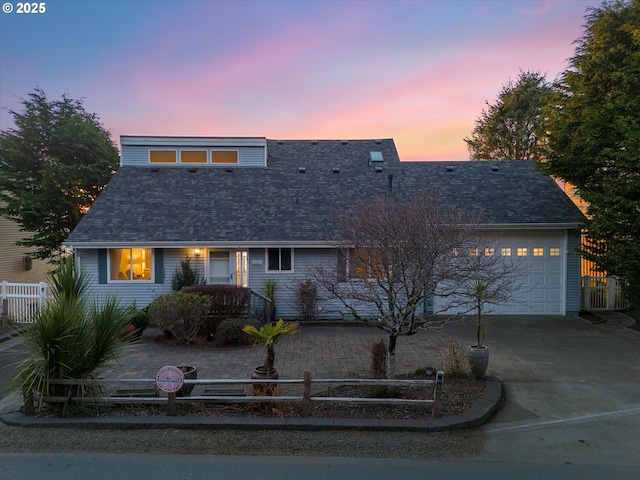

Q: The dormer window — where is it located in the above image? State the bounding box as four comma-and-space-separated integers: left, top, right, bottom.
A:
180, 150, 207, 163
211, 150, 238, 164
149, 150, 177, 163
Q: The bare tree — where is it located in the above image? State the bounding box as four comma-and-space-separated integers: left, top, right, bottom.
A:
312, 193, 521, 378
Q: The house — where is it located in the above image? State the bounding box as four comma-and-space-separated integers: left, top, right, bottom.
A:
0, 211, 50, 284
65, 136, 585, 318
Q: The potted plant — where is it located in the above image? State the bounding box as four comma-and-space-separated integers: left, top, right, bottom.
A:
121, 306, 149, 341
466, 279, 490, 378
243, 319, 299, 380
176, 365, 197, 397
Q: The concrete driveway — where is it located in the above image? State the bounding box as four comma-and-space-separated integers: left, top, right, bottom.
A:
468, 312, 640, 466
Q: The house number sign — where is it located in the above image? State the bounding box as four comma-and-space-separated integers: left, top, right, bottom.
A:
155, 365, 184, 393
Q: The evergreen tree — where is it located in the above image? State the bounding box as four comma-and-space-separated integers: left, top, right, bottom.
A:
0, 88, 119, 260
465, 70, 552, 160
540, 0, 640, 311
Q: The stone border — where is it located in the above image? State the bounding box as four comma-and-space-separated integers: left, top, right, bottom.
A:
0, 377, 503, 432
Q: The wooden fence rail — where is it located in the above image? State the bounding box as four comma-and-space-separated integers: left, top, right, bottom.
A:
35, 370, 445, 418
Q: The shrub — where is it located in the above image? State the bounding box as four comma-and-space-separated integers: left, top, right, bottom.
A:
171, 256, 203, 291
182, 285, 250, 332
148, 292, 211, 344
370, 338, 388, 379
438, 337, 470, 376
214, 318, 253, 346
295, 279, 318, 321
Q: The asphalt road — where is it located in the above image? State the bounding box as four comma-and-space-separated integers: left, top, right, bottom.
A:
1, 453, 638, 480
0, 336, 25, 400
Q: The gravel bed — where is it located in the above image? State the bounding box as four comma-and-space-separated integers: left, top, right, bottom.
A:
0, 421, 487, 459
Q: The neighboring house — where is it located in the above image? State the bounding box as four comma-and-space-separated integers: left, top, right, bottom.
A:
0, 213, 50, 284
65, 136, 585, 318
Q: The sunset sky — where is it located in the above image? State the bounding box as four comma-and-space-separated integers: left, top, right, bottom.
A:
0, 0, 601, 160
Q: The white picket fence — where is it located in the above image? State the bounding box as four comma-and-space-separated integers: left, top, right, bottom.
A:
581, 276, 626, 311
0, 282, 51, 323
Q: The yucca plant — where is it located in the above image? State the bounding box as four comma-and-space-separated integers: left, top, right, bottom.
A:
243, 319, 299, 373
14, 257, 135, 415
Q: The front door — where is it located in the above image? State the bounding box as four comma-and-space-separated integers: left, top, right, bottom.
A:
209, 251, 231, 284
208, 250, 249, 286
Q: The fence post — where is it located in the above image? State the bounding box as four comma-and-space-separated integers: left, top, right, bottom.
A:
167, 392, 177, 416
433, 370, 444, 418
302, 370, 311, 417
607, 277, 617, 310
582, 276, 591, 310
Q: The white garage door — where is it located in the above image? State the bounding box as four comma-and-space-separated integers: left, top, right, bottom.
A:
434, 231, 565, 315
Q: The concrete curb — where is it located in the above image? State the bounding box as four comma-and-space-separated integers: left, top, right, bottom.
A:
0, 377, 503, 432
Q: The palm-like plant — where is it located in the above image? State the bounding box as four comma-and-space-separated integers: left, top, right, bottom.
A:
14, 257, 135, 415
243, 319, 299, 373
472, 279, 489, 348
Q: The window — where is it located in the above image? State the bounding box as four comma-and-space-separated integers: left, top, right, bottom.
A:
149, 150, 177, 163
267, 248, 292, 271
533, 247, 544, 257
517, 248, 528, 257
211, 150, 238, 164
469, 248, 479, 256
550, 248, 560, 257
485, 248, 495, 257
501, 248, 511, 257
109, 248, 153, 281
180, 150, 207, 163
453, 247, 462, 257
348, 248, 383, 279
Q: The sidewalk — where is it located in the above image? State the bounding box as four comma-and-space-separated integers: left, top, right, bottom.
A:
0, 322, 503, 431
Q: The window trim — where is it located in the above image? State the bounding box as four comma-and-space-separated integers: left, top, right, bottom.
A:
108, 248, 154, 283
265, 248, 294, 272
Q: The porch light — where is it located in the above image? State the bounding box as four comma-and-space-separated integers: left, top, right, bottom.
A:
194, 248, 201, 257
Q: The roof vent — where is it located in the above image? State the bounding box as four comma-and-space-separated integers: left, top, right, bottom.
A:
151, 168, 159, 173
311, 140, 318, 145
375, 166, 383, 173
226, 167, 234, 173
332, 167, 340, 173
446, 165, 454, 172
298, 167, 306, 173
374, 139, 382, 144
370, 151, 384, 162
188, 168, 197, 173
277, 140, 284, 145
491, 165, 500, 172
341, 140, 348, 145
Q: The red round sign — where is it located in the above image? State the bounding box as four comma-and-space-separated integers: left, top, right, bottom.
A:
155, 365, 185, 393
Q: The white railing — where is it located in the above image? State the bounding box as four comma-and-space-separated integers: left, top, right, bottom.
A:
0, 281, 50, 323
581, 276, 626, 311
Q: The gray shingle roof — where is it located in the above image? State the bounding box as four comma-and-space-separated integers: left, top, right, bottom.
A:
66, 139, 584, 245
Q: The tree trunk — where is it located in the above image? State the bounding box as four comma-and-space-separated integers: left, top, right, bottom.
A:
387, 334, 397, 379
264, 345, 275, 371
